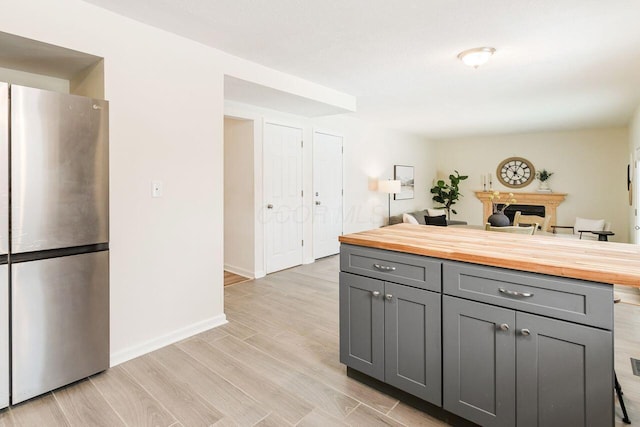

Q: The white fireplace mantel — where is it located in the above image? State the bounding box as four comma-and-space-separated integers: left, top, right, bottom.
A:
475, 191, 567, 230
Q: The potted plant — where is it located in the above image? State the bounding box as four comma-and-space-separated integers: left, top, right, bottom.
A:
535, 169, 554, 192
430, 170, 468, 220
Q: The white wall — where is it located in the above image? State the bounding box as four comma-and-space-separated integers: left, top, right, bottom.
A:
224, 118, 255, 277
630, 107, 640, 243
0, 0, 355, 365
0, 66, 69, 93
224, 101, 436, 275
435, 127, 630, 242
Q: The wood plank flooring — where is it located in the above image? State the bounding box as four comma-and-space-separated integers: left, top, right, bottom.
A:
1, 255, 638, 426
224, 271, 250, 287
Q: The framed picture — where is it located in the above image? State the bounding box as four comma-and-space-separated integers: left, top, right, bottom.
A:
394, 165, 414, 200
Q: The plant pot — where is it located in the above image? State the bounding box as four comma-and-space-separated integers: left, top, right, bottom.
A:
488, 212, 510, 227
537, 181, 551, 192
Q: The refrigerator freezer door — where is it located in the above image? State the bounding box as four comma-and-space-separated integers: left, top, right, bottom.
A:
11, 85, 108, 253
0, 264, 7, 409
12, 251, 109, 404
0, 83, 7, 254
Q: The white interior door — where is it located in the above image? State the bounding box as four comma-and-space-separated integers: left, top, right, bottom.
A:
264, 123, 303, 273
313, 132, 343, 259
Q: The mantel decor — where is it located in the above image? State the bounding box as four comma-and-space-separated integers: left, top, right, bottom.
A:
497, 157, 535, 188
475, 191, 567, 227
487, 191, 516, 226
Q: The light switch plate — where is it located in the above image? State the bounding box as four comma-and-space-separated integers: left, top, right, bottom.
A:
152, 180, 163, 198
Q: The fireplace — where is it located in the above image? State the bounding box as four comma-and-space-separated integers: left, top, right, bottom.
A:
475, 191, 567, 230
496, 204, 545, 223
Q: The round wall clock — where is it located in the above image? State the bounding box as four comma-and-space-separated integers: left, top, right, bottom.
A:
497, 157, 535, 188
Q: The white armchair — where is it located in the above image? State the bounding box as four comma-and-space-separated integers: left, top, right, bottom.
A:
551, 217, 611, 240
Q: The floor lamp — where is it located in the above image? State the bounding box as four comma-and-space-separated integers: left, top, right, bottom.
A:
378, 179, 401, 225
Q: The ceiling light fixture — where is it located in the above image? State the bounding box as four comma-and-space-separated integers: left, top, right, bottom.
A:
457, 47, 496, 68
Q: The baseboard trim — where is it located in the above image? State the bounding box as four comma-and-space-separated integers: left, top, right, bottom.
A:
224, 264, 254, 279
110, 313, 228, 367
254, 270, 266, 279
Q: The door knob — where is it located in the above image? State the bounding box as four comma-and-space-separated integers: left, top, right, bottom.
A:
315, 201, 321, 205
267, 204, 273, 209
499, 323, 510, 331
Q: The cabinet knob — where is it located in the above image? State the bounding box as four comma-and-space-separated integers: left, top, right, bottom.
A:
385, 294, 393, 301
499, 323, 510, 331
520, 328, 531, 336
372, 291, 381, 297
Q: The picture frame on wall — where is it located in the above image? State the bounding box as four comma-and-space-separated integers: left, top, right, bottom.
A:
394, 165, 414, 200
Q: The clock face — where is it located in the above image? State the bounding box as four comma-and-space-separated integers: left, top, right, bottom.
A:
497, 157, 535, 188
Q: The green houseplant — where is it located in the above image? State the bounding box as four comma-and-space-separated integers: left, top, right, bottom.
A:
430, 170, 468, 220
535, 169, 554, 191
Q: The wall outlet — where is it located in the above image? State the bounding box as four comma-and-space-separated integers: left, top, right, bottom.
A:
152, 180, 163, 198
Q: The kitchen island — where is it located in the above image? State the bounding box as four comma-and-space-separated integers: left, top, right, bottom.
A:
338, 224, 640, 427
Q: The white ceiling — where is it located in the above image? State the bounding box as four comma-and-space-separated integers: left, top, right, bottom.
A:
83, 0, 640, 139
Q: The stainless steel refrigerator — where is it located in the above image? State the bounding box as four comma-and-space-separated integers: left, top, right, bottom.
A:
0, 82, 109, 406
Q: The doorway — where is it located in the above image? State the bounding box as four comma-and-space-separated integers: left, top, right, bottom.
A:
263, 122, 303, 273
223, 117, 255, 281
313, 131, 343, 259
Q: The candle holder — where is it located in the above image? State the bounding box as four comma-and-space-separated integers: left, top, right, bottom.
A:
483, 183, 487, 191
489, 180, 493, 191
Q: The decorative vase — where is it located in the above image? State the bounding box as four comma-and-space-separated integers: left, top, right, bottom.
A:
537, 181, 551, 192
488, 212, 510, 227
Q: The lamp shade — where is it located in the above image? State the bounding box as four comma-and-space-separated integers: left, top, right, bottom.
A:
378, 179, 401, 194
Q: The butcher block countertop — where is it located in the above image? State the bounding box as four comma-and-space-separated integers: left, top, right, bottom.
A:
338, 223, 640, 287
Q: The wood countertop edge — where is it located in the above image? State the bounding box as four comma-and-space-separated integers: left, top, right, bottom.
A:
339, 227, 640, 287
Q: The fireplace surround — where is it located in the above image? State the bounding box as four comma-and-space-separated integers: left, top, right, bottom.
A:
475, 191, 567, 229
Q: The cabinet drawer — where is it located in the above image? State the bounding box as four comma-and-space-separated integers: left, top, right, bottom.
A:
443, 261, 613, 329
341, 244, 441, 292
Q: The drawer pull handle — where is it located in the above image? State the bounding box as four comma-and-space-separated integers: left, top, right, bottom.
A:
372, 291, 381, 297
374, 264, 396, 271
499, 288, 533, 298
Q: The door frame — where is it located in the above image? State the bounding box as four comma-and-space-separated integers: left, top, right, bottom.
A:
635, 148, 640, 243
263, 120, 304, 274
312, 129, 344, 259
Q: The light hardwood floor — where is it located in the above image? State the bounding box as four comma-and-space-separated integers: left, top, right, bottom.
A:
224, 271, 250, 287
1, 255, 638, 426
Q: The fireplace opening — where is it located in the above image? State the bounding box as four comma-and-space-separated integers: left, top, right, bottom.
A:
496, 204, 545, 224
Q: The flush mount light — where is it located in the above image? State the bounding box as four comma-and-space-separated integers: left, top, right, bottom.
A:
457, 47, 496, 68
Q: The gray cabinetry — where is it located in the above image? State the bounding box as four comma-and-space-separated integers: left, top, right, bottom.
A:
340, 246, 615, 426
340, 271, 441, 405
341, 244, 442, 292
443, 296, 515, 427
384, 282, 441, 404
339, 272, 384, 380
443, 295, 613, 427
516, 312, 613, 427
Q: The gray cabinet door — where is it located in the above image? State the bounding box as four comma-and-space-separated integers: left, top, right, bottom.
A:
339, 272, 384, 380
443, 296, 516, 427
384, 282, 441, 405
516, 312, 613, 427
